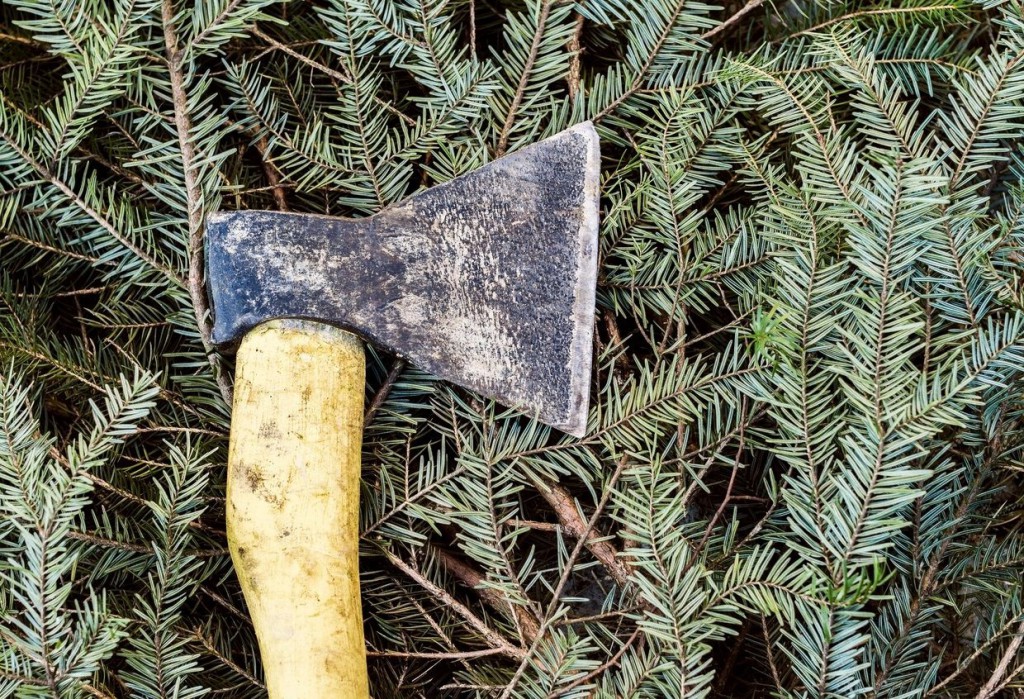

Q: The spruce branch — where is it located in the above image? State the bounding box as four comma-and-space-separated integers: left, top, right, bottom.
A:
160, 0, 233, 408
783, 4, 971, 41
495, 0, 552, 156
2, 1, 1024, 695
0, 117, 180, 284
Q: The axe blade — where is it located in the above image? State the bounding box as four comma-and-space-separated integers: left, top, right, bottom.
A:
207, 123, 600, 436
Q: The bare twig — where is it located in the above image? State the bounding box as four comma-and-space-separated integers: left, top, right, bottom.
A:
251, 27, 415, 126
567, 13, 585, 105
383, 548, 527, 660
702, 0, 766, 40
434, 546, 541, 643
498, 456, 630, 699
761, 615, 783, 692
0, 29, 39, 45
366, 648, 508, 659
508, 518, 561, 532
253, 136, 289, 211
365, 359, 406, 424
534, 479, 630, 587
976, 620, 1024, 699
81, 683, 117, 699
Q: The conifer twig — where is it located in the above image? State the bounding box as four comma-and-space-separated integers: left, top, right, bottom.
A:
199, 586, 251, 626
161, 0, 233, 408
0, 29, 38, 45
366, 648, 508, 659
0, 125, 180, 285
782, 4, 965, 40
567, 12, 584, 104
549, 627, 642, 697
495, 0, 553, 156
253, 136, 289, 212
81, 683, 117, 699
592, 0, 690, 122
193, 628, 266, 690
383, 549, 527, 660
365, 359, 406, 424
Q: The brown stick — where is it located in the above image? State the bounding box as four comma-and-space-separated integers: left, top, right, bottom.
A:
366, 648, 508, 659
701, 0, 766, 40
434, 546, 541, 644
253, 136, 289, 212
975, 620, 1024, 699
498, 456, 630, 699
535, 479, 630, 587
383, 549, 527, 660
365, 359, 406, 424
0, 29, 39, 45
567, 13, 585, 105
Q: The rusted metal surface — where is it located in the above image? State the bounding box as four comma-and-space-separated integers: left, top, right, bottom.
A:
206, 123, 600, 436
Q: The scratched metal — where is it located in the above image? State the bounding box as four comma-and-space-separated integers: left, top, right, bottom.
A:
206, 122, 600, 436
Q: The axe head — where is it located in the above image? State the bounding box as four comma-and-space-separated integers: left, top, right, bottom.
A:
206, 123, 600, 436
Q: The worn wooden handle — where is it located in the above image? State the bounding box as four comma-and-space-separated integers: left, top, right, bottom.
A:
226, 319, 369, 698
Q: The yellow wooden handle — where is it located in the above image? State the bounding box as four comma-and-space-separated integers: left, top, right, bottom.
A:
226, 319, 369, 698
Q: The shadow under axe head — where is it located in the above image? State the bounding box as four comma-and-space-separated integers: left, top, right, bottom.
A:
205, 122, 601, 437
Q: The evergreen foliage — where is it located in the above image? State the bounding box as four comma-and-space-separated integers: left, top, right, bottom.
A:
1, 0, 1024, 696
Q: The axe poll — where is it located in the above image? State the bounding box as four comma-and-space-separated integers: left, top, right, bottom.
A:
205, 122, 601, 697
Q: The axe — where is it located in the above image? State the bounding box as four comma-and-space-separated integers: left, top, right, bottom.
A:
206, 122, 600, 697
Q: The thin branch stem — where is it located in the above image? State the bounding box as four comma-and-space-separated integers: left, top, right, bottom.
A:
366, 648, 508, 659
702, 0, 766, 40
496, 0, 553, 156
383, 548, 527, 660
161, 0, 233, 407
976, 620, 1024, 699
250, 27, 415, 126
